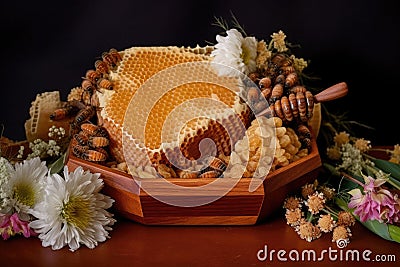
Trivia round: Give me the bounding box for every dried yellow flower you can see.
[289,55,308,73]
[285,208,303,226]
[389,144,400,163]
[326,146,341,161]
[271,30,288,52]
[283,196,302,211]
[392,144,400,157]
[318,185,336,200]
[334,131,350,147]
[354,138,371,152]
[256,40,272,70]
[332,225,352,243]
[305,192,325,215]
[318,214,336,233]
[301,183,315,199]
[296,221,321,242]
[337,211,356,227]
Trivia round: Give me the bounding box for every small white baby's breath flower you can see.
[0,157,14,208]
[337,143,364,173]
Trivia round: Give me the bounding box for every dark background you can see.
[0,0,399,145]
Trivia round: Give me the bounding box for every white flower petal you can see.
[29,166,115,251]
[1,157,48,217]
[211,28,258,77]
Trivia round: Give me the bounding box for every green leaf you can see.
[47,152,66,174]
[371,158,400,181]
[323,162,340,176]
[335,197,349,211]
[388,224,400,243]
[359,219,393,241]
[322,163,361,193]
[339,178,360,192]
[368,158,400,190]
[388,176,400,189]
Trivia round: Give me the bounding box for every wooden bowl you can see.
[65,137,321,225]
[64,83,350,225]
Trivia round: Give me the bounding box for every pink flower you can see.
[348,176,399,223]
[0,213,36,240]
[348,189,381,222]
[0,215,13,240]
[380,193,400,223]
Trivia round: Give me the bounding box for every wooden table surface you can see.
[1,212,399,267]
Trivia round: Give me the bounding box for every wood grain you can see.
[66,138,321,225]
[314,82,348,103]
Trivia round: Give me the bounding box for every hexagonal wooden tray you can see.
[65,137,321,225]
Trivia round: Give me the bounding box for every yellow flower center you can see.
[62,196,91,229]
[13,182,35,207]
[241,45,252,65]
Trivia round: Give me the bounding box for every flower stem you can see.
[365,163,400,190]
[340,172,364,187]
[387,179,400,190]
[307,213,314,222]
[362,152,376,161]
[367,148,392,154]
[323,206,339,219]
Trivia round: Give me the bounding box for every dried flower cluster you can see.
[326,131,373,174]
[323,130,400,243]
[284,180,355,243]
[211,27,308,77]
[326,132,400,222]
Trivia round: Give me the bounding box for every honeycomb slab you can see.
[96,46,251,170]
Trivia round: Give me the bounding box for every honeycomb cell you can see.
[96,46,251,171]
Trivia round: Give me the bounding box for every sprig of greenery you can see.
[212,11,247,36]
[318,104,374,152]
[229,11,247,36]
[211,16,229,33]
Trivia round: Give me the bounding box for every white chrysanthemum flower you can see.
[29,166,115,252]
[1,157,47,220]
[211,28,257,77]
